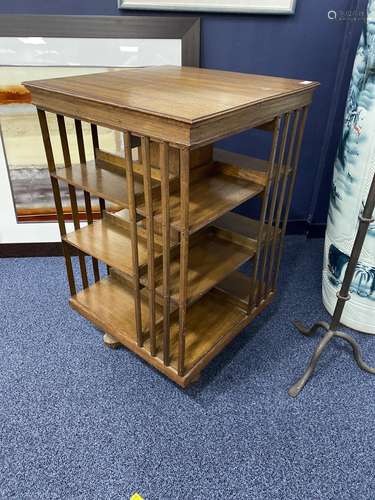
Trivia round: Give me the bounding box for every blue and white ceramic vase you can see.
[323,1,375,334]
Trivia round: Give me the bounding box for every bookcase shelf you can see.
[70,273,164,340]
[148,161,265,234]
[63,215,163,278]
[52,157,158,208]
[140,225,257,308]
[146,288,249,375]
[216,270,253,306]
[26,66,318,387]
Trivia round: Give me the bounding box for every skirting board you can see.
[0,242,79,258]
[0,222,326,257]
[287,221,327,238]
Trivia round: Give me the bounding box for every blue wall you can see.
[0,0,366,229]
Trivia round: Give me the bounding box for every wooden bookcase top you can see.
[24,66,319,147]
[24,66,317,123]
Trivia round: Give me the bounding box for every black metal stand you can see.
[288,171,375,398]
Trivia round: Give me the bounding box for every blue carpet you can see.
[1,236,375,500]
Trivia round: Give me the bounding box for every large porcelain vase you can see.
[323,0,375,334]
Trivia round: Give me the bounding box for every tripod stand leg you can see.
[288,172,375,397]
[334,331,375,374]
[288,330,335,397]
[293,320,330,337]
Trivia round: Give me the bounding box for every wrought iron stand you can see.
[288,171,375,397]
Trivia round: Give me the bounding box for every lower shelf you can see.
[70,274,163,340]
[69,271,265,386]
[148,288,249,373]
[216,270,252,306]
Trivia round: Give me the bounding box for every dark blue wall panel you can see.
[0,0,364,226]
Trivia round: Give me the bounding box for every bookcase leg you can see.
[124,131,143,348]
[160,142,171,366]
[37,108,76,297]
[141,136,156,356]
[61,241,77,297]
[178,147,190,377]
[103,332,122,349]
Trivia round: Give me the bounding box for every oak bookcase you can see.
[24,66,318,387]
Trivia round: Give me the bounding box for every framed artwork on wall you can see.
[119,0,296,14]
[0,15,200,248]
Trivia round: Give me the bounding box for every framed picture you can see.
[118,0,296,14]
[0,15,200,248]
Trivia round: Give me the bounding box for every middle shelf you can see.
[63,211,257,303]
[53,154,265,235]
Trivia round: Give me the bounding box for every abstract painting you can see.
[0,67,122,221]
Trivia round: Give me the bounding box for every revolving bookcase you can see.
[25,67,318,387]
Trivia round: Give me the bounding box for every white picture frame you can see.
[0,15,200,248]
[118,0,296,14]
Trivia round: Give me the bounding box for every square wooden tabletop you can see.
[24,66,319,124]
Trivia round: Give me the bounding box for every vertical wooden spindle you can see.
[57,114,89,289]
[124,131,143,347]
[248,116,281,312]
[178,147,190,377]
[273,106,309,290]
[259,112,291,299]
[91,123,106,217]
[141,136,156,356]
[75,119,86,165]
[37,109,76,296]
[91,123,99,156]
[91,123,110,274]
[75,119,100,283]
[67,184,89,289]
[160,142,171,366]
[84,190,101,282]
[138,143,143,164]
[266,110,300,294]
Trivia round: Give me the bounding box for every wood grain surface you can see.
[25,66,318,124]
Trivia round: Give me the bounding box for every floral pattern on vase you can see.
[323,0,375,333]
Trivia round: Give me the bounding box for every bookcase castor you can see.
[24,66,318,387]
